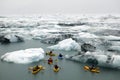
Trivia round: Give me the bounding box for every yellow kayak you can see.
[53,68,60,72]
[29,65,45,74]
[84,66,100,73]
[46,52,56,56]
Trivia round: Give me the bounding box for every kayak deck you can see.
[53,68,60,72]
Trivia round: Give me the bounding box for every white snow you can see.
[78,32,99,38]
[1,48,44,64]
[0,14,120,43]
[0,14,120,69]
[88,52,120,68]
[102,35,120,41]
[4,34,22,42]
[70,25,91,32]
[48,38,80,51]
[109,46,120,52]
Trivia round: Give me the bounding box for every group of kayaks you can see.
[46,51,63,72]
[28,51,100,75]
[28,51,63,74]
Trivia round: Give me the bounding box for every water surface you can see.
[0,40,120,80]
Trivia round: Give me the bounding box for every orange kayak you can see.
[84,66,100,73]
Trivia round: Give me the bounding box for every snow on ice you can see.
[1,48,44,64]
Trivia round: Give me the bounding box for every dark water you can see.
[0,40,120,80]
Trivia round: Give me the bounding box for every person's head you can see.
[49,57,52,59]
[54,64,58,67]
[92,64,94,66]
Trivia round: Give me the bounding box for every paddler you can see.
[49,50,53,55]
[48,57,53,64]
[33,65,39,71]
[54,64,59,69]
[90,64,95,70]
[58,53,63,58]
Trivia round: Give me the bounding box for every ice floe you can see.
[65,51,120,69]
[1,48,44,64]
[48,38,80,51]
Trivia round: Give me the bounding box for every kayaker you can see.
[59,53,63,58]
[53,64,60,72]
[33,65,39,71]
[54,64,59,69]
[49,50,53,56]
[90,64,95,70]
[48,57,53,64]
[49,50,52,54]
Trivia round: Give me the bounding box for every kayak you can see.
[48,61,53,65]
[84,66,100,73]
[46,52,56,56]
[53,68,60,72]
[28,65,45,74]
[58,56,63,59]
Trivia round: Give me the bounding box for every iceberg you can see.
[109,46,120,52]
[1,48,44,64]
[48,38,80,51]
[86,52,120,68]
[0,34,24,44]
[102,35,120,41]
[78,32,99,38]
[0,14,120,45]
[4,34,24,42]
[66,51,120,69]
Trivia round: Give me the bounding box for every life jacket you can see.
[48,58,53,62]
[59,54,63,57]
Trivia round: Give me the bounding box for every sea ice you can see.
[48,38,80,51]
[1,48,44,64]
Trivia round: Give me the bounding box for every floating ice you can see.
[109,46,120,52]
[86,52,120,68]
[48,38,80,51]
[1,48,44,64]
[102,35,120,41]
[0,14,120,44]
[70,25,90,32]
[66,51,120,69]
[78,32,99,38]
[4,34,24,42]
